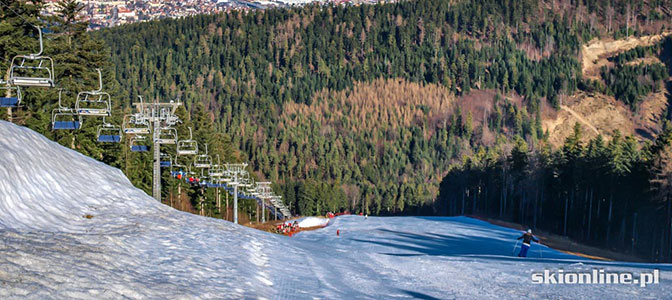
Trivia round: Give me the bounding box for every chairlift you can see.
[208,155,224,177]
[123,113,150,135]
[198,174,211,187]
[239,173,253,188]
[221,176,232,183]
[75,69,111,116]
[209,165,225,177]
[193,144,212,168]
[8,26,55,87]
[160,107,180,126]
[171,158,187,178]
[160,153,173,168]
[176,127,198,155]
[185,168,199,184]
[97,117,122,143]
[156,127,178,144]
[173,156,189,170]
[171,170,185,178]
[129,135,150,152]
[52,89,81,130]
[0,83,22,107]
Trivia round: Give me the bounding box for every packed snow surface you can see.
[0,120,671,299]
[285,216,330,228]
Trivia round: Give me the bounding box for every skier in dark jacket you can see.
[516,229,539,257]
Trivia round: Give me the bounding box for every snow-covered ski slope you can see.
[0,120,670,299]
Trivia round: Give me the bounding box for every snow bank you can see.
[0,121,163,233]
[285,216,329,228]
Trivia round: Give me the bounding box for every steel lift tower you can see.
[132,96,181,201]
[255,182,272,223]
[224,163,248,224]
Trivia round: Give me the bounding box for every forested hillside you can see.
[97,0,671,217]
[4,0,672,260]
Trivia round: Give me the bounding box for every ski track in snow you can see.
[0,120,671,299]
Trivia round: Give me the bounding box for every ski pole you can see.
[512,239,520,255]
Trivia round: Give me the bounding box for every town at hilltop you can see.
[40,0,390,29]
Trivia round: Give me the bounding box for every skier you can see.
[516,229,539,257]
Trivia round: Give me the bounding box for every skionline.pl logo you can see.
[531,269,660,287]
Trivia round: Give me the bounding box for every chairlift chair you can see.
[97,118,122,143]
[123,96,150,134]
[199,174,211,187]
[8,27,55,87]
[209,165,225,177]
[239,173,253,188]
[220,175,232,183]
[75,69,112,116]
[123,114,151,135]
[160,108,180,126]
[185,168,198,184]
[52,89,82,130]
[208,155,224,177]
[173,156,190,172]
[176,127,198,155]
[160,153,172,168]
[129,135,150,152]
[165,115,180,127]
[0,84,22,107]
[156,127,178,144]
[193,144,212,168]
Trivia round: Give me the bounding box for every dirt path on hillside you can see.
[559,105,600,135]
[581,32,672,80]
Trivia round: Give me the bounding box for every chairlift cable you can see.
[0,0,42,29]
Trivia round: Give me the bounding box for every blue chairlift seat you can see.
[131,145,149,152]
[0,97,19,107]
[98,135,121,143]
[53,120,81,130]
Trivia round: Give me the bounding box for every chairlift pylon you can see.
[8,26,55,87]
[52,89,82,130]
[97,117,122,143]
[75,69,112,116]
[176,127,198,155]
